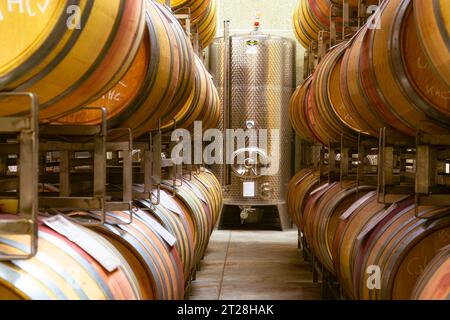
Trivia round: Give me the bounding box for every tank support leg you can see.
[276,203,292,231]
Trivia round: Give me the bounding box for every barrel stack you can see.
[157,0,218,49]
[289,0,450,300]
[0,0,220,138]
[0,0,220,300]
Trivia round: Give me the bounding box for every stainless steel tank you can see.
[209,32,296,229]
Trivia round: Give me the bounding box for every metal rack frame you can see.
[301,238,342,300]
[0,92,39,261]
[0,9,213,305]
[303,0,379,78]
[296,0,449,301]
[376,127,416,203]
[171,3,203,58]
[316,134,378,186]
[36,108,134,226]
[414,132,450,217]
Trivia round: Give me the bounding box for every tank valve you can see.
[240,207,256,224]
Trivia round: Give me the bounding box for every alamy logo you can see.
[171,121,280,176]
[66,5,81,30]
[366,265,381,290]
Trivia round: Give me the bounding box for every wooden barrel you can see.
[293,0,328,49]
[161,179,213,265]
[186,170,222,228]
[308,42,364,144]
[340,26,388,137]
[198,0,218,49]
[86,210,185,300]
[286,169,323,228]
[411,245,450,300]
[319,43,368,135]
[200,75,221,131]
[332,194,412,298]
[302,181,374,274]
[414,0,450,88]
[357,0,450,136]
[135,192,196,282]
[57,0,193,139]
[157,0,217,48]
[0,0,145,122]
[0,215,141,300]
[161,55,220,132]
[169,0,212,26]
[289,77,317,143]
[134,168,221,269]
[293,0,342,49]
[154,1,196,125]
[348,202,450,300]
[191,63,221,131]
[359,206,450,300]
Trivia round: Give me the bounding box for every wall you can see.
[213,0,305,84]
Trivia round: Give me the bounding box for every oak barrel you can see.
[161,55,220,132]
[414,0,450,87]
[0,0,145,122]
[197,0,218,48]
[293,0,343,49]
[289,77,317,143]
[354,205,450,300]
[135,193,196,283]
[286,169,323,228]
[302,181,374,274]
[57,0,193,139]
[411,245,450,300]
[86,210,186,300]
[0,215,141,300]
[356,0,450,135]
[308,42,364,144]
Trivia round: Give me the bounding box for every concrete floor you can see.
[190,230,321,300]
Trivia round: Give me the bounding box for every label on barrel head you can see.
[44,215,120,272]
[133,209,177,247]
